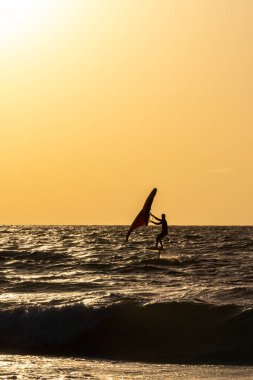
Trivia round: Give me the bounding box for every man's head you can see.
[162,213,166,219]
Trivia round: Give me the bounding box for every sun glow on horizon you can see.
[0,0,252,225]
[0,0,60,47]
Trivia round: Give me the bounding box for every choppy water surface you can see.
[0,225,252,378]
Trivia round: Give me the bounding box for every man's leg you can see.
[156,233,162,249]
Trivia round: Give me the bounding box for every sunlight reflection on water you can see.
[0,355,253,380]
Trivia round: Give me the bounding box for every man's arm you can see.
[149,220,161,225]
[150,213,161,221]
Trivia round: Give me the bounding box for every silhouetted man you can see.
[149,213,168,250]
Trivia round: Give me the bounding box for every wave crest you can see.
[0,301,252,363]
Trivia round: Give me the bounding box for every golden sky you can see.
[0,0,252,225]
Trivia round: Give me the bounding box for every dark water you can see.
[0,225,252,369]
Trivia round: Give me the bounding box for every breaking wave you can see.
[0,301,252,364]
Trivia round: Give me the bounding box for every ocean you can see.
[0,225,252,379]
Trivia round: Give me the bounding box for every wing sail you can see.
[126,188,157,242]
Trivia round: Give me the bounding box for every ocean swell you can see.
[0,301,252,364]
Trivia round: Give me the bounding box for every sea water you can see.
[0,225,252,379]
